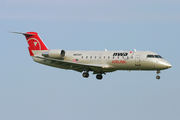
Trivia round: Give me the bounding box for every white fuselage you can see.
[33,50,171,73]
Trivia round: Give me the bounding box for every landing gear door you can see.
[135,55,141,66]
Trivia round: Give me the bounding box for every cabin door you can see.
[135,55,141,66]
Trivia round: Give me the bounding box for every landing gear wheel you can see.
[156,76,160,79]
[82,72,89,78]
[96,74,103,80]
[156,70,161,80]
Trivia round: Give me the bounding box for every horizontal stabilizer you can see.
[8,31,35,36]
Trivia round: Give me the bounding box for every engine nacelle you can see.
[42,49,65,59]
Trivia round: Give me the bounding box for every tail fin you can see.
[24,32,48,51]
[9,31,49,56]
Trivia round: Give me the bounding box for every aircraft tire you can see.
[82,72,89,78]
[156,76,160,79]
[96,74,103,80]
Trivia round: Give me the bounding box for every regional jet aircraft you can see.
[11,32,172,80]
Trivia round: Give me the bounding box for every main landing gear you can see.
[82,71,103,80]
[96,74,103,80]
[156,70,161,79]
[82,72,89,78]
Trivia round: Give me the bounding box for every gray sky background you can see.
[0,0,179,120]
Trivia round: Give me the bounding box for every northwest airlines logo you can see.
[34,42,37,46]
[27,38,41,50]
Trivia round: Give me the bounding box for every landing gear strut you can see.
[96,74,103,80]
[156,70,160,79]
[82,72,89,78]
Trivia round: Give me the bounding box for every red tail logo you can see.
[24,32,48,50]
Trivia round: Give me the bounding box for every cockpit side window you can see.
[147,55,154,58]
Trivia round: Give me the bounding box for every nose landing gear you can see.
[156,70,161,79]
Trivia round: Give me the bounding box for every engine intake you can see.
[42,49,65,59]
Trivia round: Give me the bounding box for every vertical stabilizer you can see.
[24,32,48,51]
[9,31,49,56]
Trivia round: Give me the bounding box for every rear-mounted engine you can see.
[42,49,65,59]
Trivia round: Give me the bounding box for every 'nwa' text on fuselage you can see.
[113,53,128,56]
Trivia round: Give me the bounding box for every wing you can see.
[34,56,115,73]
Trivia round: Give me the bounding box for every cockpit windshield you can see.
[147,55,162,58]
[154,55,162,58]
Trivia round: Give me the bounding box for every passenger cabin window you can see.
[82,56,83,59]
[86,56,88,59]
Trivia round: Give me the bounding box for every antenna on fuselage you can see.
[105,48,107,51]
[134,49,137,51]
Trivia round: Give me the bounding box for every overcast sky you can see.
[0,0,179,120]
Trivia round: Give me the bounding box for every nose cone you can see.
[158,60,172,69]
[166,63,172,68]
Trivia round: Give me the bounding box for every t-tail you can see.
[9,31,49,56]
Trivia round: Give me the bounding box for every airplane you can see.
[10,31,172,80]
